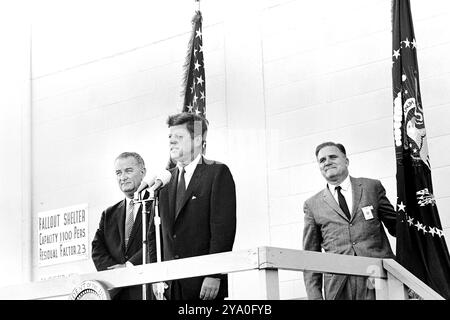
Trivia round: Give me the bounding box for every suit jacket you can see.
[302,176,396,300]
[148,156,237,300]
[92,191,150,300]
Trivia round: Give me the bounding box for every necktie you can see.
[336,186,351,220]
[124,199,135,249]
[175,167,186,215]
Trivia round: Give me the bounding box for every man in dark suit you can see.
[148,112,236,300]
[303,142,397,300]
[92,152,149,300]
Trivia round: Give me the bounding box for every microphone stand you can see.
[152,188,166,300]
[135,188,165,300]
[134,190,153,300]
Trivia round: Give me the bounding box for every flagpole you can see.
[195,0,200,12]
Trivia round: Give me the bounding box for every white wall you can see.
[0,2,31,286]
[262,0,450,298]
[29,0,272,293]
[1,0,450,298]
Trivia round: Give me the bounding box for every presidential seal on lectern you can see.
[69,280,111,300]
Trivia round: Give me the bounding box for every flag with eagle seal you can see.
[392,0,450,299]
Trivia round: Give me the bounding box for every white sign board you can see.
[38,203,89,266]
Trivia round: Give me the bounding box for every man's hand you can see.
[107,264,126,269]
[152,282,168,300]
[199,277,221,300]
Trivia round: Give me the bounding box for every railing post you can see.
[375,278,389,300]
[386,272,408,300]
[258,269,279,300]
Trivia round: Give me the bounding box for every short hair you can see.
[315,142,347,157]
[115,152,145,169]
[167,112,209,140]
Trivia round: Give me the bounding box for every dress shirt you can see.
[328,175,353,217]
[177,153,202,188]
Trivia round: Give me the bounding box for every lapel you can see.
[125,204,142,253]
[350,177,363,222]
[174,158,206,221]
[117,199,126,249]
[322,185,349,221]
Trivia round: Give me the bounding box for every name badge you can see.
[362,205,374,220]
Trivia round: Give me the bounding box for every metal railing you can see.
[0,246,444,300]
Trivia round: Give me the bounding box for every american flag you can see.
[182,10,206,118]
[392,0,450,299]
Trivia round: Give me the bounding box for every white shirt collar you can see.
[177,153,202,187]
[178,153,202,175]
[328,175,353,217]
[328,175,351,193]
[125,196,134,206]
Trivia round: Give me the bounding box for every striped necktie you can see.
[124,199,135,248]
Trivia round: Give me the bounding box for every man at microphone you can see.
[148,112,237,300]
[91,152,150,300]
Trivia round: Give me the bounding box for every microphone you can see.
[149,170,172,195]
[134,174,157,200]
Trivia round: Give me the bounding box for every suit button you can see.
[173,234,177,239]
[352,242,356,245]
[174,255,179,259]
[125,255,129,259]
[349,223,352,227]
